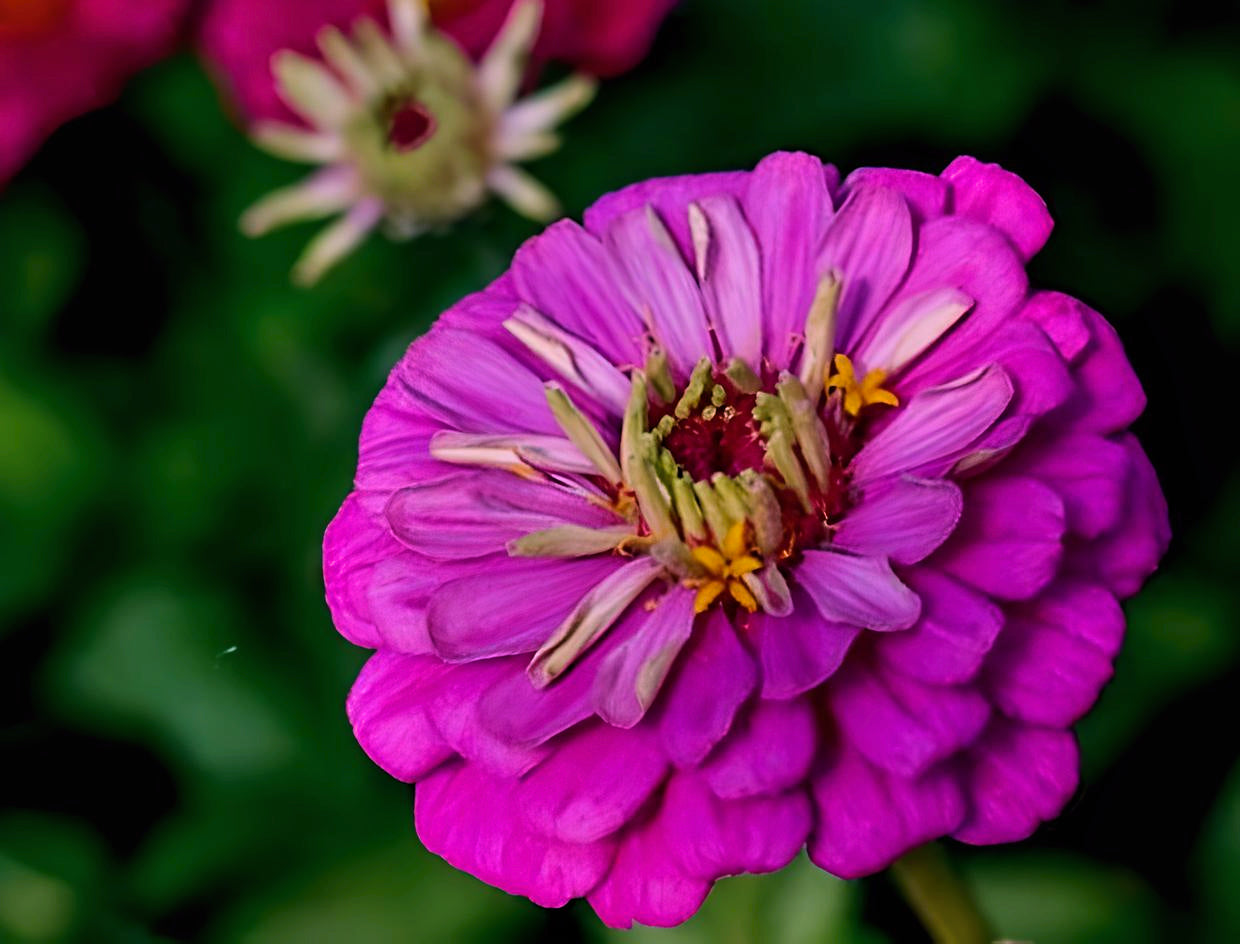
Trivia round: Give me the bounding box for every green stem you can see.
[889,844,993,944]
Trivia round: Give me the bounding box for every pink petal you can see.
[593,589,697,727]
[583,171,749,259]
[323,493,396,649]
[1007,432,1131,539]
[346,652,455,782]
[518,723,668,844]
[743,151,836,362]
[829,662,990,777]
[953,719,1079,844]
[844,166,950,221]
[587,791,711,929]
[655,610,757,766]
[883,218,1029,393]
[395,325,562,435]
[820,186,914,352]
[385,471,619,560]
[808,742,965,879]
[934,475,1066,601]
[423,659,548,777]
[984,579,1124,728]
[603,205,712,379]
[428,556,624,661]
[1063,435,1169,598]
[1018,291,1092,363]
[942,156,1054,261]
[796,550,922,631]
[852,365,1014,484]
[701,697,817,799]
[1057,303,1147,435]
[834,476,963,565]
[876,568,1004,686]
[663,773,811,879]
[511,219,646,368]
[753,587,859,698]
[416,761,615,909]
[694,194,764,365]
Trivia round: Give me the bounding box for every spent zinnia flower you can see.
[199,0,676,125]
[0,0,189,185]
[233,0,596,284]
[325,151,1170,926]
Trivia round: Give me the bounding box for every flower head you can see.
[238,0,595,284]
[326,152,1170,927]
[0,0,189,185]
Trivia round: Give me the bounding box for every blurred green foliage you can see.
[1,0,1238,940]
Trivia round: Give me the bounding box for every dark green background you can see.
[2,0,1238,940]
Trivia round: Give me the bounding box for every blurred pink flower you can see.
[0,0,189,184]
[199,0,676,125]
[325,152,1170,926]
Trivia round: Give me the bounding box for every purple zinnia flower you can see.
[326,151,1170,927]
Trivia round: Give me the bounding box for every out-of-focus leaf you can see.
[1195,758,1240,938]
[42,573,300,779]
[0,369,101,619]
[965,852,1168,943]
[1077,573,1239,777]
[0,187,84,344]
[211,836,533,944]
[0,813,105,944]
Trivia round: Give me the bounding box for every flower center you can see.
[0,0,70,41]
[656,370,766,480]
[387,100,437,152]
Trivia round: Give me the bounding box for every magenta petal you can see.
[593,589,697,727]
[1064,435,1170,598]
[583,171,749,256]
[808,742,966,879]
[386,472,619,560]
[743,151,835,362]
[656,611,757,767]
[416,762,615,909]
[934,475,1066,601]
[885,218,1029,389]
[1058,303,1147,435]
[1008,432,1131,539]
[428,557,624,661]
[853,365,1014,484]
[820,186,914,351]
[1018,291,1092,363]
[518,723,667,844]
[701,698,817,799]
[604,205,712,379]
[695,194,764,365]
[877,568,1003,686]
[587,793,711,929]
[424,659,548,777]
[512,219,646,368]
[954,719,1079,844]
[834,477,963,565]
[844,166,950,222]
[323,493,395,649]
[754,587,859,699]
[347,652,455,782]
[796,550,921,632]
[942,156,1054,260]
[984,580,1123,727]
[397,325,561,435]
[830,662,990,777]
[664,774,810,879]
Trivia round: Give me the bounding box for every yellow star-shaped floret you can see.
[689,521,763,614]
[826,353,900,416]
